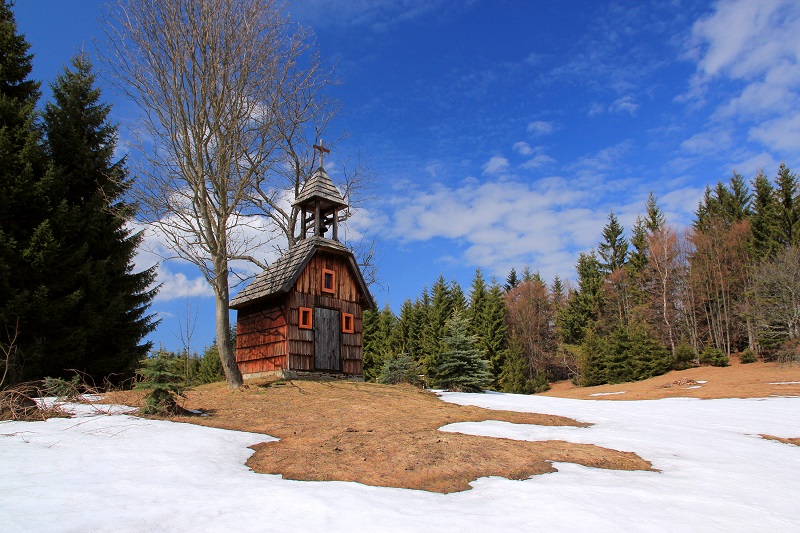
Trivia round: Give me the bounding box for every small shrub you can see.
[135,355,187,415]
[530,370,550,394]
[377,354,421,386]
[739,348,757,364]
[699,346,729,367]
[674,344,696,370]
[43,375,82,400]
[774,339,800,366]
[197,343,225,384]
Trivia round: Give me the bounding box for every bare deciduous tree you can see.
[102,0,342,387]
[755,245,800,348]
[645,226,681,356]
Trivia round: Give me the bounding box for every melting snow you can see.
[1,394,799,532]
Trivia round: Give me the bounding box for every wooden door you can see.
[314,308,341,371]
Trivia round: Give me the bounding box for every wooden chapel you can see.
[230,147,375,379]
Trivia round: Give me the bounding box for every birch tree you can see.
[103,0,327,387]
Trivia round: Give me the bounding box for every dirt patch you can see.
[760,434,800,447]
[543,360,800,401]
[104,380,652,493]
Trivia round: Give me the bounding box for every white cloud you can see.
[749,114,800,152]
[587,102,606,117]
[588,96,639,116]
[154,267,215,302]
[520,154,556,170]
[690,0,797,80]
[388,173,656,281]
[609,95,639,115]
[526,120,556,136]
[512,141,534,156]
[683,0,800,160]
[481,155,510,175]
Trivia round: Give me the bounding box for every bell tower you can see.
[293,141,348,241]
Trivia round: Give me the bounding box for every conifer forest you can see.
[363,174,800,391]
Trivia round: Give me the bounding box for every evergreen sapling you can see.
[434,311,492,392]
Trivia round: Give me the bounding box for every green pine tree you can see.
[775,163,799,247]
[0,2,47,384]
[433,311,492,392]
[467,268,487,338]
[497,336,537,394]
[750,170,783,261]
[482,279,508,383]
[197,341,225,384]
[135,352,186,415]
[644,191,666,233]
[422,275,453,381]
[559,252,604,345]
[449,279,467,314]
[362,308,380,372]
[551,275,565,312]
[35,54,158,382]
[598,211,628,275]
[505,268,519,292]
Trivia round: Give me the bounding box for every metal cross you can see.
[313,139,331,168]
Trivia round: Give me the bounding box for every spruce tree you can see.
[362,308,382,380]
[551,275,565,312]
[521,265,533,282]
[505,268,519,292]
[775,163,799,247]
[598,211,628,275]
[559,252,603,345]
[449,279,467,314]
[627,216,648,275]
[482,279,508,382]
[433,311,492,392]
[397,297,426,362]
[422,275,452,380]
[467,268,487,338]
[497,337,536,394]
[0,2,46,383]
[643,191,666,233]
[750,170,782,261]
[38,54,158,381]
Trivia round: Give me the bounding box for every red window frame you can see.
[322,268,336,294]
[299,307,313,329]
[342,312,354,333]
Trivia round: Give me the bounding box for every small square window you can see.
[322,268,336,294]
[299,307,313,329]
[342,313,354,333]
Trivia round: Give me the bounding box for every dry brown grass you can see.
[760,434,800,447]
[104,380,652,493]
[100,360,800,493]
[543,359,800,401]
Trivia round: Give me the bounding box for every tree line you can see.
[0,3,157,385]
[364,166,800,391]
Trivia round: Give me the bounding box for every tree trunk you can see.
[214,254,243,388]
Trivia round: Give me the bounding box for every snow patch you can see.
[2,396,800,531]
[589,391,627,396]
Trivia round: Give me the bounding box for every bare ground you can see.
[104,381,651,493]
[100,360,799,493]
[543,359,800,401]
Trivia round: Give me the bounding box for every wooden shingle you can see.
[292,167,347,209]
[230,236,373,310]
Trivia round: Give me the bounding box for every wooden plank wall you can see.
[289,252,364,375]
[235,304,288,374]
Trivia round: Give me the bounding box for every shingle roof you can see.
[229,236,374,309]
[292,167,348,209]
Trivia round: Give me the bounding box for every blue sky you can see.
[12,0,800,353]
